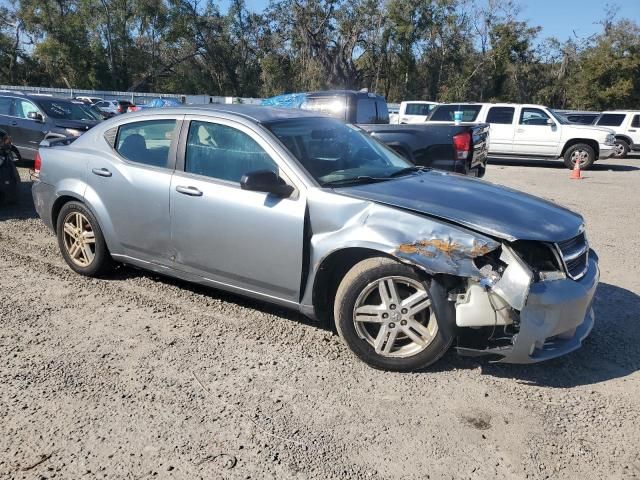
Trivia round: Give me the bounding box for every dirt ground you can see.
[1,155,639,480]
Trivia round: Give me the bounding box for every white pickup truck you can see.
[427,103,616,169]
[592,110,640,158]
[389,101,439,124]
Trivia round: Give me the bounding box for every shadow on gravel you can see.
[447,282,640,388]
[0,169,37,221]
[489,156,640,171]
[105,264,325,331]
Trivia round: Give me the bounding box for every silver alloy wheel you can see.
[614,142,625,157]
[570,149,589,166]
[353,276,438,358]
[62,211,96,267]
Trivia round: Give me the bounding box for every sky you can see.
[219,0,640,43]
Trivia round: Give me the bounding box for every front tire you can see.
[563,143,595,170]
[334,257,455,371]
[56,201,113,276]
[613,139,630,159]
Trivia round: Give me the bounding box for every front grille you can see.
[556,232,589,280]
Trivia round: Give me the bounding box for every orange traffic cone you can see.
[570,160,582,180]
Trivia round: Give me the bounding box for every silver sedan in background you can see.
[32,106,598,371]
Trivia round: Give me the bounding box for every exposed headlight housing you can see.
[510,240,566,282]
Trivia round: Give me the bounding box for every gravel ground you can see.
[1,156,639,480]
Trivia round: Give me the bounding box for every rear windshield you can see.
[429,104,482,122]
[37,99,97,121]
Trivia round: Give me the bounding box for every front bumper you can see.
[497,254,599,364]
[599,143,615,159]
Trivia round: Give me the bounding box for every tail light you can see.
[117,105,123,113]
[453,132,471,160]
[34,151,42,177]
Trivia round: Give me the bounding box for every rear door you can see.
[85,115,182,263]
[485,106,515,154]
[512,107,561,156]
[169,115,306,302]
[629,114,640,145]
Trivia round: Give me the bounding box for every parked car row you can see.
[426,103,617,169]
[32,105,599,371]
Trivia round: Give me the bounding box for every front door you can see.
[512,107,562,156]
[10,98,48,160]
[169,116,306,303]
[85,116,181,263]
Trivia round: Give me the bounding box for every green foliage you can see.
[0,0,637,109]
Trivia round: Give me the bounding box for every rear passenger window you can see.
[486,107,515,124]
[115,119,176,168]
[0,97,12,115]
[631,115,640,128]
[185,121,277,183]
[596,114,626,127]
[356,99,377,123]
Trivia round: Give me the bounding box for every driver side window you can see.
[185,121,277,183]
[520,108,550,126]
[15,100,40,119]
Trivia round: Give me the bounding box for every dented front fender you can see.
[300,189,501,308]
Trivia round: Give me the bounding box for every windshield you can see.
[428,104,481,122]
[38,99,97,121]
[549,109,570,125]
[264,117,414,186]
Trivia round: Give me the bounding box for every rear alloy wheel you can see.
[563,143,595,170]
[613,139,630,159]
[334,257,454,371]
[56,201,113,276]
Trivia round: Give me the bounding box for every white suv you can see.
[427,103,616,169]
[593,111,640,158]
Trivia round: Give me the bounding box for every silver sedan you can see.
[32,105,598,371]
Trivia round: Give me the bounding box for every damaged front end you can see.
[303,189,598,364]
[454,234,598,363]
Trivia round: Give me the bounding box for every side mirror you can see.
[240,170,294,198]
[547,119,555,126]
[27,111,44,122]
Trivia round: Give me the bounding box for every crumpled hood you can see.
[338,171,583,242]
[53,119,98,131]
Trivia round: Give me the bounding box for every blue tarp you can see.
[260,93,308,109]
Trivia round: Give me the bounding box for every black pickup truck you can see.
[360,123,489,177]
[262,90,490,176]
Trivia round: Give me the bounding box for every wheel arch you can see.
[561,138,599,158]
[614,135,632,146]
[51,193,84,229]
[311,247,393,326]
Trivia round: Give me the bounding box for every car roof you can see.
[305,90,385,100]
[122,104,327,122]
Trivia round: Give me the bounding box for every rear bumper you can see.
[32,180,56,230]
[497,254,599,364]
[598,144,615,159]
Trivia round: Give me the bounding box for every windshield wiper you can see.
[321,176,392,187]
[387,166,427,178]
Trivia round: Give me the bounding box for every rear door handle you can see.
[91,167,112,177]
[516,128,525,133]
[10,121,17,126]
[629,129,637,132]
[176,185,203,197]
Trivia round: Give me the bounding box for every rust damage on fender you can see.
[397,238,495,259]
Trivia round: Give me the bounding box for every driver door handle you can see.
[91,167,112,177]
[176,185,203,197]
[10,121,17,126]
[516,128,525,133]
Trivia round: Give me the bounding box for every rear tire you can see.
[613,139,630,159]
[563,143,595,170]
[56,201,113,277]
[334,257,455,371]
